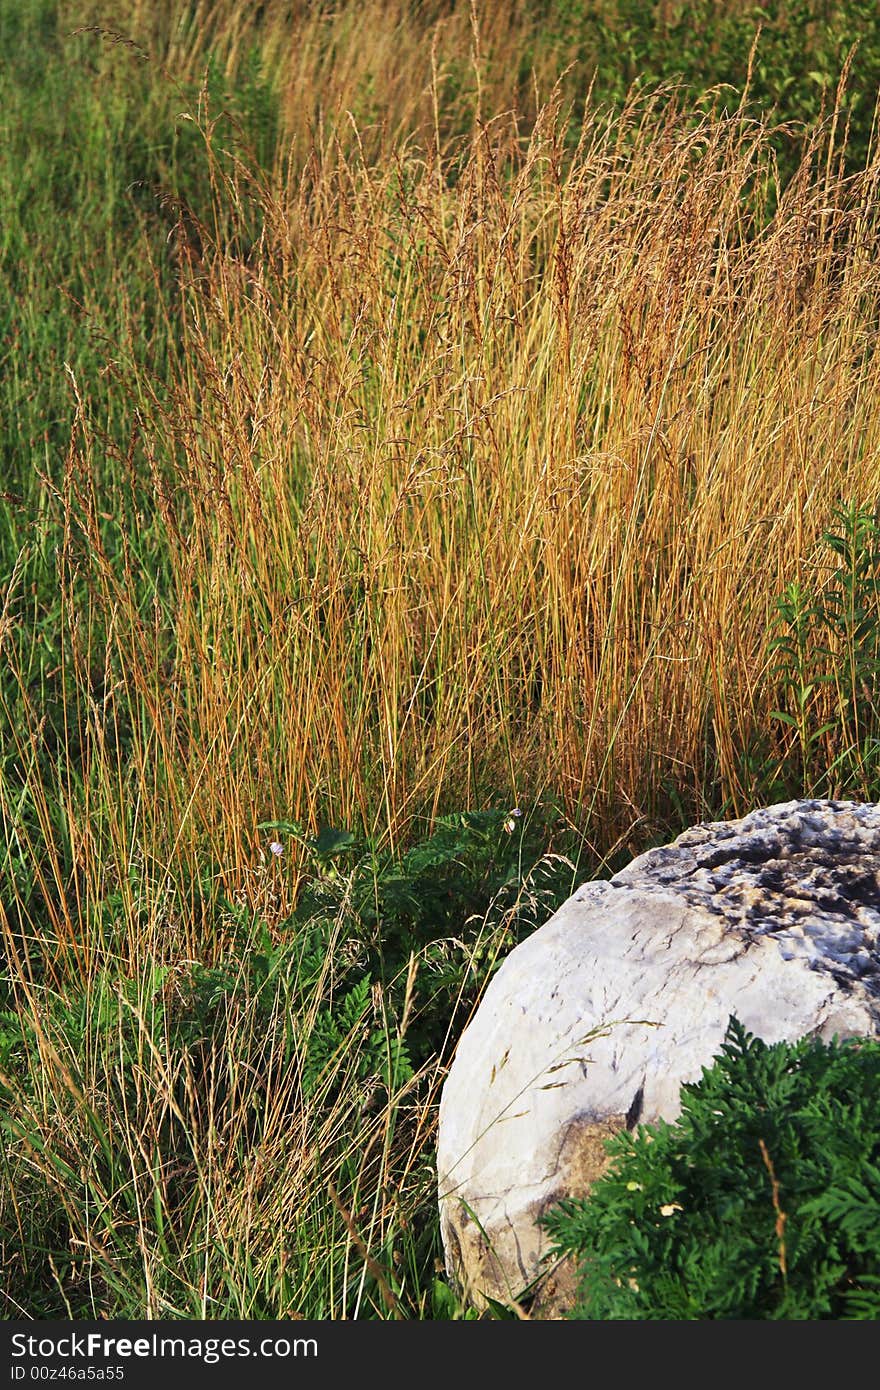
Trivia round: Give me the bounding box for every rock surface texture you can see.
[437,799,880,1314]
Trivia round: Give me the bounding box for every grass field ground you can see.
[2,0,880,1317]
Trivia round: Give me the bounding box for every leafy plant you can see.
[538,1,880,179]
[542,1018,880,1319]
[768,501,880,795]
[260,807,576,1070]
[768,578,835,789]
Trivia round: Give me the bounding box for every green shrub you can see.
[259,807,575,1071]
[542,1018,880,1319]
[538,1,880,180]
[768,501,880,797]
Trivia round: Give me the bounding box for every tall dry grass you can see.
[50,82,880,916]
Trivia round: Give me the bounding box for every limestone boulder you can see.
[437,799,880,1314]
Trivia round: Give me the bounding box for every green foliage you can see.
[0,1007,29,1085]
[536,1,880,177]
[260,807,575,1069]
[768,501,880,796]
[543,1018,880,1319]
[0,807,573,1316]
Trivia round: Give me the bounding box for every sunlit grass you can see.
[3,0,880,1319]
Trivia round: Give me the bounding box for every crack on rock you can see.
[625,1082,645,1130]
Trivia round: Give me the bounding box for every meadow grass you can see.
[3,0,880,1317]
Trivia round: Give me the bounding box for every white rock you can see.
[437,799,880,1313]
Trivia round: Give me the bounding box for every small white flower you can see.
[269,841,284,857]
